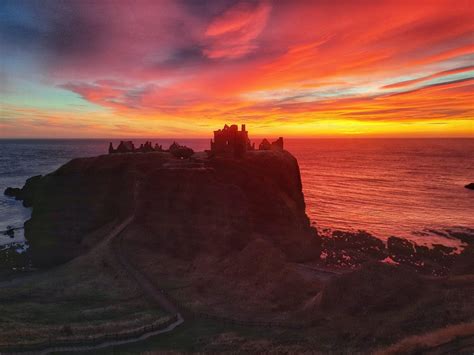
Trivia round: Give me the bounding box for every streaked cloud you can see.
[204,0,271,59]
[0,0,473,137]
[382,66,474,89]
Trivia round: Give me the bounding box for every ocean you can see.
[1,138,473,248]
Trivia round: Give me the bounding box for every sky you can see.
[0,0,473,138]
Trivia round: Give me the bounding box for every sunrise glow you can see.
[1,0,473,138]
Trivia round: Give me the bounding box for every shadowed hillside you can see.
[16,150,320,267]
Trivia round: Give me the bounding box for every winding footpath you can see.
[112,217,180,315]
[2,181,184,354]
[15,216,183,355]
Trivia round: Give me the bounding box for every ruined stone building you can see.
[258,137,284,151]
[259,139,271,150]
[109,140,163,154]
[109,141,135,154]
[108,125,284,157]
[210,124,255,157]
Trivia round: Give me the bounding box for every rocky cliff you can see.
[12,150,320,266]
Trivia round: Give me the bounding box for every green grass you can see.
[0,241,167,345]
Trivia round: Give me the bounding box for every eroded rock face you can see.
[16,150,320,266]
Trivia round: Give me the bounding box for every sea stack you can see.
[12,127,320,267]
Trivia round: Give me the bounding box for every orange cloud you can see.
[3,0,474,138]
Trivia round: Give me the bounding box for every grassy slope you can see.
[116,223,474,354]
[0,221,166,345]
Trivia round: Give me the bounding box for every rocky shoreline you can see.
[317,228,473,276]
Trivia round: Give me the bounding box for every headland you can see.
[1,125,473,353]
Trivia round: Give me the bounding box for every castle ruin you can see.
[108,125,284,158]
[210,124,255,157]
[210,124,284,156]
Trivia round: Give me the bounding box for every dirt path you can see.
[112,217,180,315]
[14,217,185,355]
[3,204,184,354]
[1,179,185,354]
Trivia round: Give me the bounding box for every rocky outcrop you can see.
[319,230,469,275]
[4,187,21,198]
[465,183,474,190]
[13,150,320,267]
[4,175,42,207]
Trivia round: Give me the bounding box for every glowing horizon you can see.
[1,0,473,138]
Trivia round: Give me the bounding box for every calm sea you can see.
[1,138,473,248]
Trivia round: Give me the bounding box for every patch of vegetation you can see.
[0,241,166,345]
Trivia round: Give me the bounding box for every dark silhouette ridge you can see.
[109,140,198,158]
[465,182,474,190]
[9,145,319,266]
[107,124,284,159]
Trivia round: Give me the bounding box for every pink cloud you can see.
[5,0,473,137]
[203,0,271,59]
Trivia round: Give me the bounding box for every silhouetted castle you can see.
[108,125,284,158]
[210,124,255,157]
[210,124,284,157]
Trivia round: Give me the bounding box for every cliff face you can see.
[16,150,320,266]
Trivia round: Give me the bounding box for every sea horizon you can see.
[1,136,473,140]
[2,137,473,249]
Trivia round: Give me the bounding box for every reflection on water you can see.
[0,138,473,247]
[287,138,474,247]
